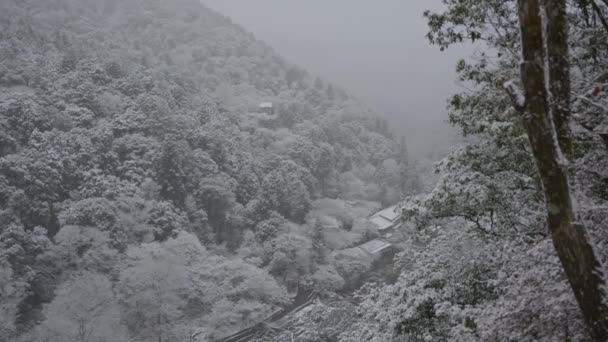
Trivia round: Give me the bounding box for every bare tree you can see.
[507,0,608,339]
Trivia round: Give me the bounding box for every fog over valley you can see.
[203,0,468,158]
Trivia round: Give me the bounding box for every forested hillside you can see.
[341,1,608,341]
[0,0,418,341]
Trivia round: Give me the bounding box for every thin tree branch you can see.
[590,0,608,33]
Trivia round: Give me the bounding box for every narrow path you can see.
[218,288,317,342]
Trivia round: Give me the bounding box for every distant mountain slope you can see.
[0,0,420,340]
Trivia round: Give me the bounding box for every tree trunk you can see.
[514,0,608,340]
[545,0,573,160]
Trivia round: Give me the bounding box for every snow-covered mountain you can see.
[0,0,418,340]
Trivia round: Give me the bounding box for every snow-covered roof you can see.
[259,102,273,108]
[370,216,394,231]
[369,205,401,230]
[374,206,400,222]
[358,239,392,255]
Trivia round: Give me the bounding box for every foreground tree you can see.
[35,271,126,342]
[508,0,608,338]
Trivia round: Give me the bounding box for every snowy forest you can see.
[1,0,608,341]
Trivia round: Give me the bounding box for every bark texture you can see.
[515,0,608,340]
[545,0,574,160]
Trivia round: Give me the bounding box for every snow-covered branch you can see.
[504,80,526,112]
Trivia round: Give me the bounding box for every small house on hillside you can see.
[358,239,393,257]
[332,239,395,289]
[369,205,402,235]
[259,102,274,115]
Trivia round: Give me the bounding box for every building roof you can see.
[375,206,400,222]
[369,205,401,230]
[259,102,273,108]
[358,239,392,255]
[369,215,394,231]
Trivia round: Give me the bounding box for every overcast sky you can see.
[202,0,471,158]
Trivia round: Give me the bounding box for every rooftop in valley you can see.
[369,205,401,231]
[358,239,392,255]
